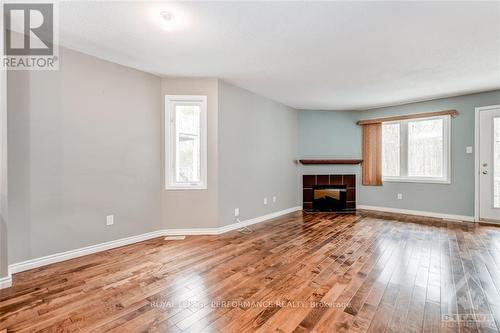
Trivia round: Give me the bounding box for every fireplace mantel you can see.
[299,159,362,165]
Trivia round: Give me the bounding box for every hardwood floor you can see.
[1,211,500,332]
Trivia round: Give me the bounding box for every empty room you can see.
[1,1,500,332]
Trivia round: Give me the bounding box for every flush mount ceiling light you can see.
[149,6,188,32]
[160,11,175,32]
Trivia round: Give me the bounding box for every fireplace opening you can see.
[313,185,347,212]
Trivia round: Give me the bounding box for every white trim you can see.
[163,228,220,236]
[8,230,166,274]
[165,95,208,190]
[357,205,474,222]
[382,115,451,184]
[163,207,302,235]
[475,105,500,222]
[7,206,302,275]
[0,274,12,289]
[217,206,302,234]
[382,177,451,185]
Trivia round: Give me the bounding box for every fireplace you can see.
[303,174,356,212]
[313,185,347,211]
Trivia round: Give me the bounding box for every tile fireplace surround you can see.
[302,174,356,212]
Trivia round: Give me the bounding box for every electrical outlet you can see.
[106,215,114,226]
[234,208,239,217]
[397,193,403,200]
[466,146,473,154]
[263,197,268,205]
[272,196,277,203]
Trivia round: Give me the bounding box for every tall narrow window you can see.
[381,115,450,183]
[165,95,207,190]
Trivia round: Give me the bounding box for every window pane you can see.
[382,123,400,177]
[494,118,500,208]
[176,105,200,135]
[175,104,201,183]
[408,118,443,178]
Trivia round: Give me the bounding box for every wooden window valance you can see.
[359,109,458,185]
[356,109,458,126]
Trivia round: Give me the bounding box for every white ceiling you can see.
[59,1,500,110]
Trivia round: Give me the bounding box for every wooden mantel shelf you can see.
[299,159,363,165]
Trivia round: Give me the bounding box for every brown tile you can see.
[347,189,356,201]
[317,175,330,185]
[343,175,356,188]
[303,202,313,210]
[330,175,343,185]
[303,175,316,188]
[345,201,356,209]
[303,189,313,202]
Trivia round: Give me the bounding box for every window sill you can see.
[382,177,451,185]
[165,185,208,191]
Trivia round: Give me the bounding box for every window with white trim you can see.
[382,115,451,183]
[165,95,207,190]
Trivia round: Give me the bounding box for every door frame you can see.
[475,104,500,222]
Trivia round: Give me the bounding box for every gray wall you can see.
[299,90,500,217]
[7,46,162,263]
[160,79,300,229]
[9,39,499,270]
[161,78,219,229]
[218,81,299,226]
[5,47,301,266]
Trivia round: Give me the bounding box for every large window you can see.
[382,115,450,183]
[165,95,207,190]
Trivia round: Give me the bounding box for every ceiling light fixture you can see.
[160,11,175,32]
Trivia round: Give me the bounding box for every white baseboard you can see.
[217,206,302,234]
[0,274,12,289]
[8,229,166,275]
[163,228,220,236]
[163,206,302,236]
[6,206,302,279]
[357,205,475,222]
